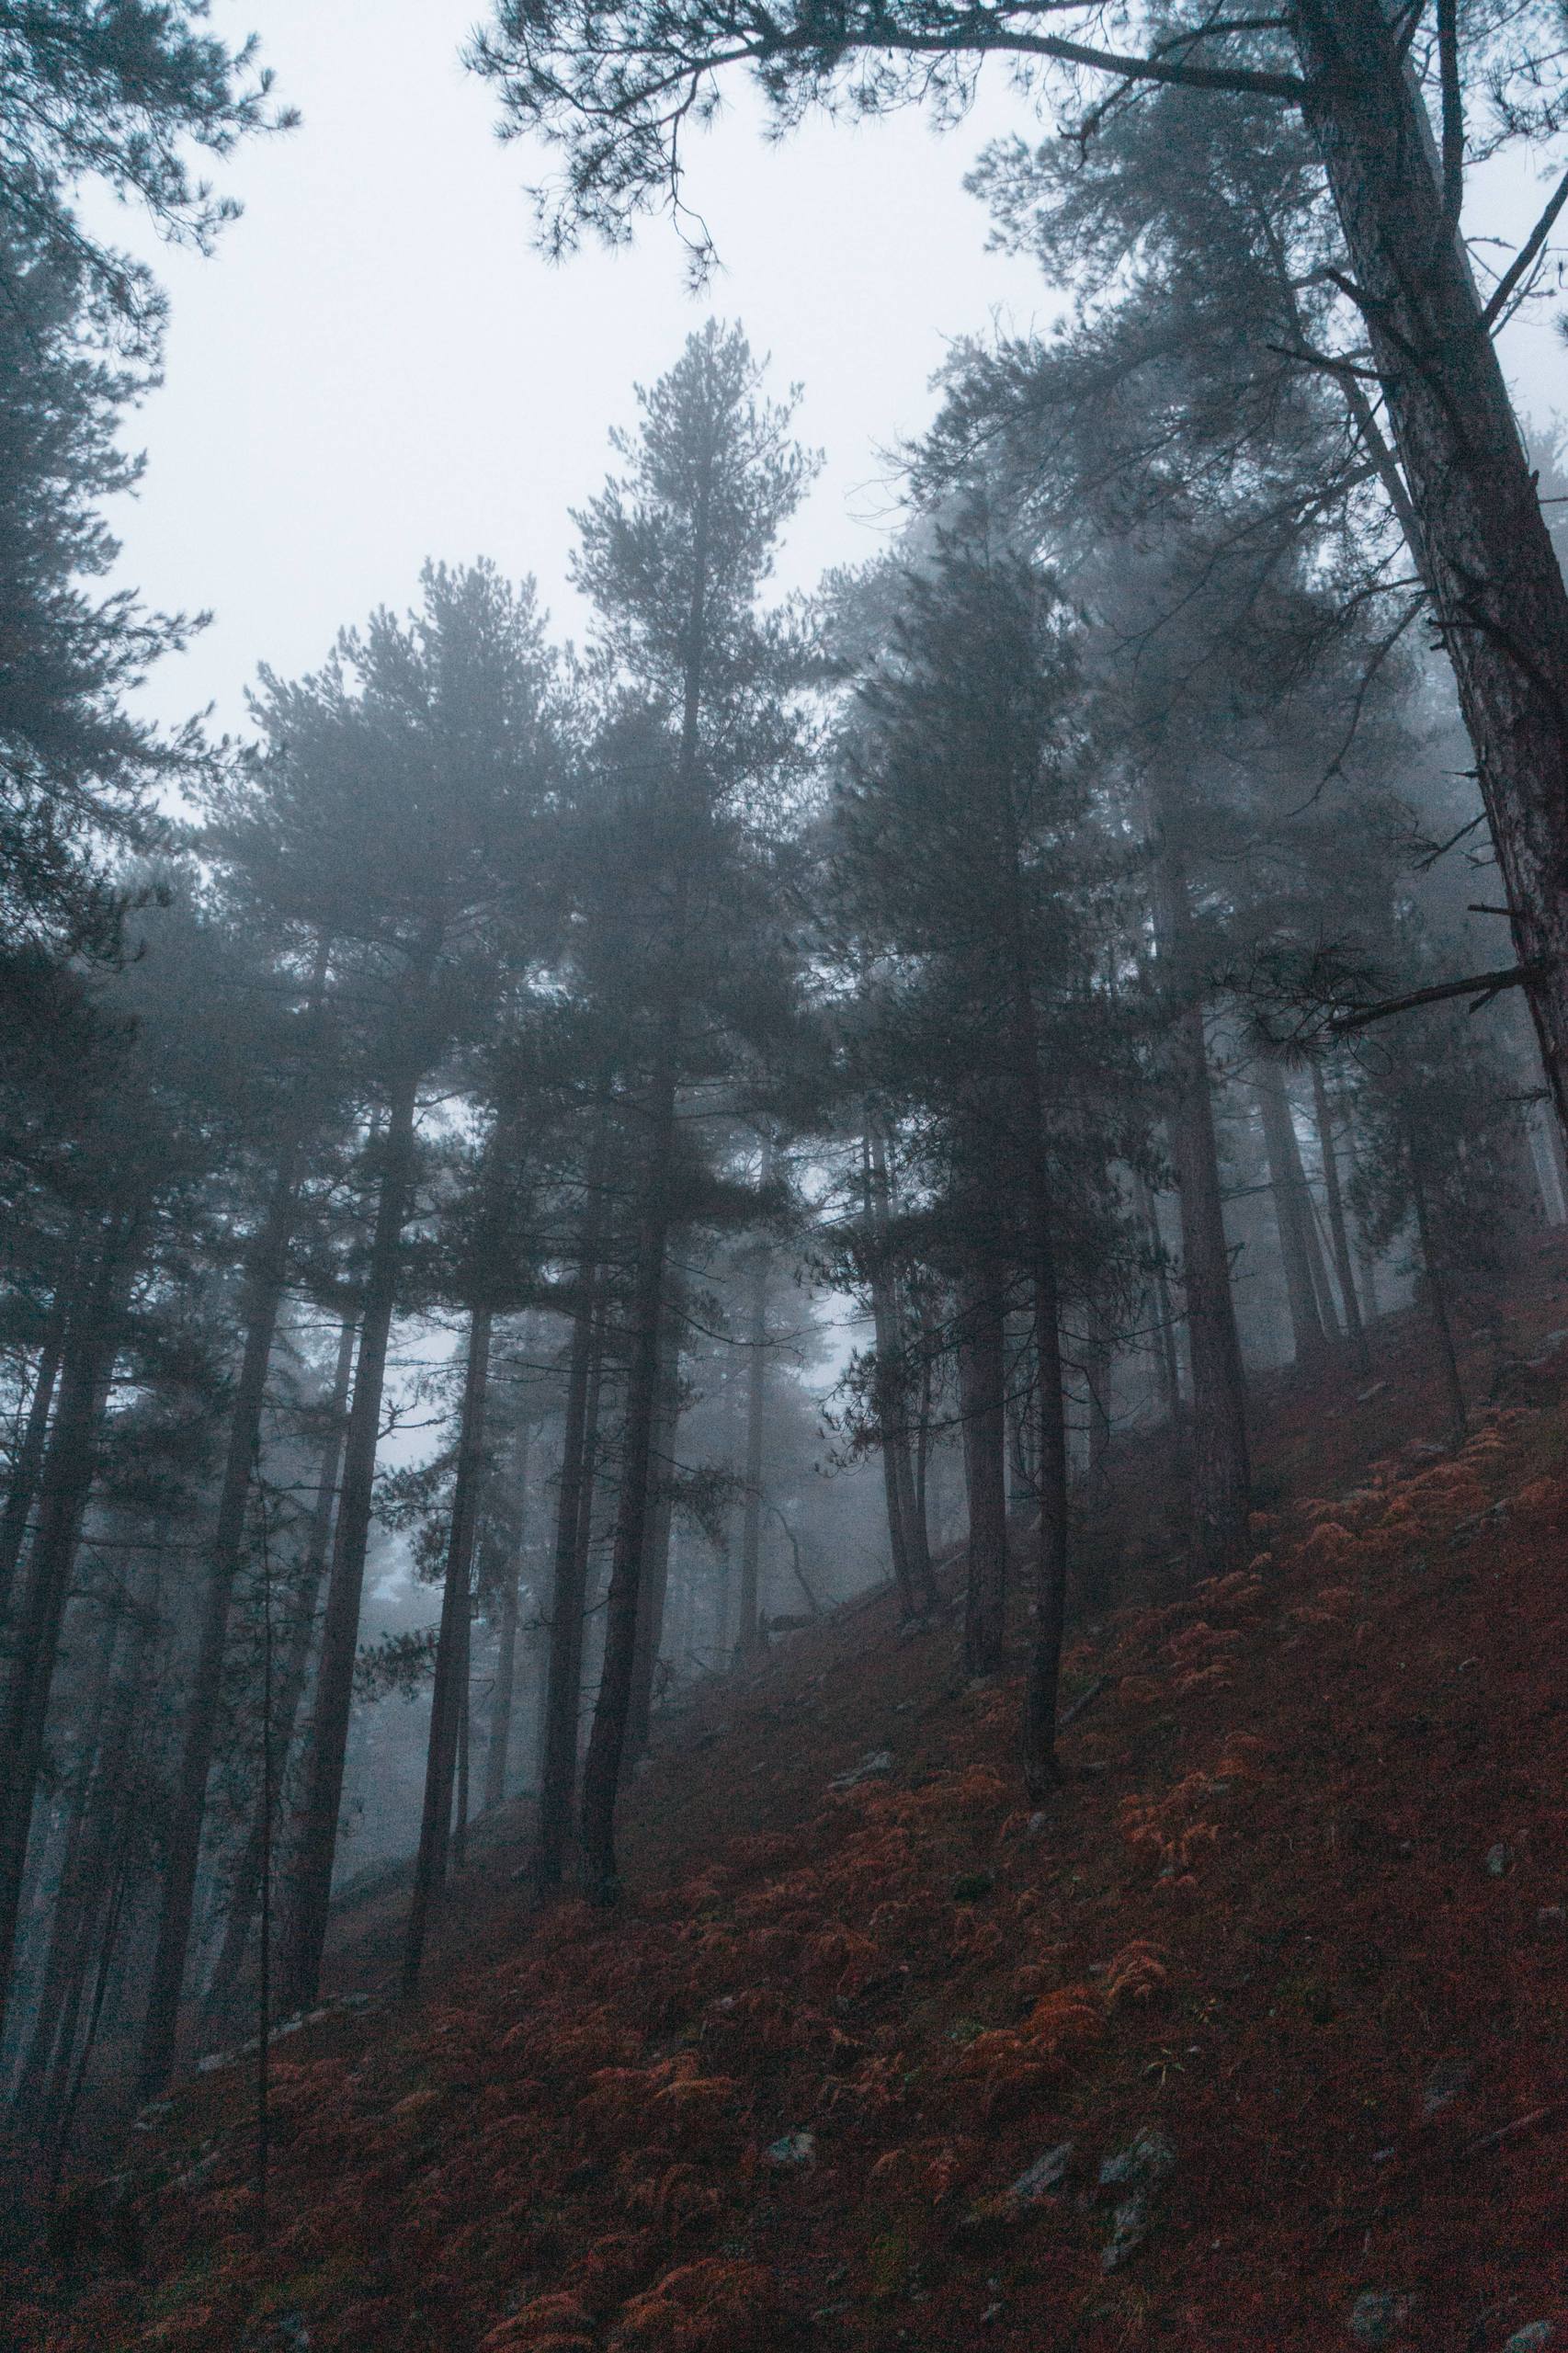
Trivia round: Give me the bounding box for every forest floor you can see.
[12,1239,1568,2352]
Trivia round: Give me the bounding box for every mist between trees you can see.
[6,0,1568,2181]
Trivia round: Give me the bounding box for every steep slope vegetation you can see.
[12,1256,1568,2353]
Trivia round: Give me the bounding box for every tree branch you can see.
[1481,162,1568,333]
[1332,961,1546,1034]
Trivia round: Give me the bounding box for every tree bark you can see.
[959,1245,1009,1680]
[1311,1061,1369,1368]
[1290,0,1568,1140]
[281,1063,420,2012]
[10,1583,126,2127]
[202,1314,356,2019]
[576,1048,677,1903]
[628,1287,680,1753]
[403,1302,492,1995]
[734,1140,772,1659]
[1134,1169,1184,1438]
[534,1212,605,1893]
[1256,1062,1329,1370]
[483,1418,533,1813]
[0,1218,135,2040]
[137,1136,309,2100]
[0,1241,75,1620]
[1150,835,1252,1573]
[1406,1130,1468,1442]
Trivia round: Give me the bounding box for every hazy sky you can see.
[103,1,1564,739]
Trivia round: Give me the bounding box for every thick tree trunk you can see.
[282,1064,420,2011]
[0,1220,135,2040]
[483,1419,533,1813]
[1291,0,1568,1138]
[1256,1063,1329,1370]
[0,1243,75,1620]
[959,1246,1009,1680]
[1311,1062,1369,1368]
[137,1142,307,2100]
[534,1227,605,1893]
[403,1302,492,1995]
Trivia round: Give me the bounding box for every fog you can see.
[7,6,1568,2306]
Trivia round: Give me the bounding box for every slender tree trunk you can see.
[282,1062,420,2012]
[735,1143,772,1659]
[137,1140,309,2100]
[1406,1132,1468,1442]
[913,1357,934,1571]
[535,1216,605,1893]
[629,1289,680,1753]
[959,1240,1008,1679]
[452,1624,472,1875]
[860,1130,919,1617]
[1311,1062,1369,1368]
[0,1244,76,1620]
[403,1302,492,1995]
[577,1051,678,1903]
[1135,1169,1183,1438]
[0,1219,134,2040]
[1290,0,1568,1139]
[10,1589,125,2126]
[1256,1063,1328,1370]
[483,1420,532,1813]
[203,1316,356,2018]
[1151,835,1252,1573]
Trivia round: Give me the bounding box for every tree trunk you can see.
[0,1218,135,2040]
[1291,0,1568,1139]
[282,1063,420,2012]
[137,1140,308,2100]
[1151,835,1252,1573]
[1134,1169,1183,1438]
[860,1130,918,1617]
[1406,1131,1468,1442]
[628,1288,680,1754]
[483,1419,533,1813]
[1311,1062,1369,1368]
[577,1052,678,1904]
[1256,1062,1328,1369]
[10,1586,125,2127]
[959,1245,1008,1679]
[735,1141,772,1659]
[203,1316,356,2020]
[403,1301,492,1995]
[0,1241,76,1620]
[534,1219,605,1893]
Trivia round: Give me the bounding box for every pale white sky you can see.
[101,0,1058,734]
[100,1,1565,740]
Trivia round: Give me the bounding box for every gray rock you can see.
[1008,2141,1074,2204]
[1487,1843,1508,1878]
[1421,2056,1474,2118]
[1100,2188,1151,2271]
[1349,2290,1412,2346]
[1097,2127,1176,2192]
[1502,2327,1554,2352]
[829,1749,893,1790]
[764,2130,815,2167]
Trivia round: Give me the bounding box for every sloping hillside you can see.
[13,1258,1568,2353]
